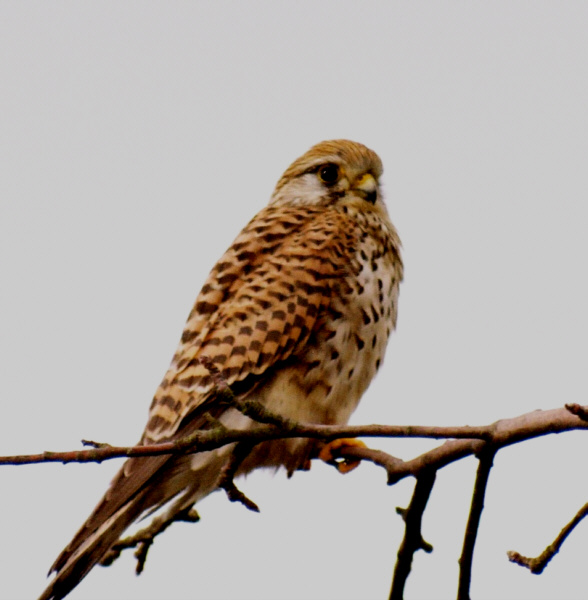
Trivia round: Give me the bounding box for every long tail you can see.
[38,447,228,600]
[38,487,151,600]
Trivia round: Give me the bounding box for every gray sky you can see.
[1,2,587,599]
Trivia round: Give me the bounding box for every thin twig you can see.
[457,447,496,600]
[100,505,200,574]
[217,442,260,512]
[200,356,297,429]
[389,469,436,600]
[507,502,588,574]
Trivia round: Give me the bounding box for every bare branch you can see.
[1,405,586,467]
[507,502,588,574]
[100,505,200,574]
[3,401,586,595]
[458,447,496,600]
[200,355,297,429]
[389,469,436,600]
[332,400,588,486]
[217,442,260,512]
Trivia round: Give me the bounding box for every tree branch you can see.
[457,446,496,600]
[507,502,588,574]
[100,505,200,574]
[5,403,588,593]
[1,405,586,467]
[389,469,436,600]
[217,442,260,512]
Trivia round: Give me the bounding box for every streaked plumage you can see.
[40,139,403,599]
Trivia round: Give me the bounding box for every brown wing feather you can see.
[144,204,358,442]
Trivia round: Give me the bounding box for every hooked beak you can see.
[352,173,378,204]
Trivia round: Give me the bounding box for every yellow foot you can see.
[318,438,367,473]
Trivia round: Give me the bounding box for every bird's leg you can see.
[318,438,368,473]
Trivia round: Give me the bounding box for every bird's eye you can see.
[317,163,340,185]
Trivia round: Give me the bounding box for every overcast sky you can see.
[1,2,588,599]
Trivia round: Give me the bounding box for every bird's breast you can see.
[259,227,401,427]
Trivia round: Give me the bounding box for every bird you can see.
[39,139,403,599]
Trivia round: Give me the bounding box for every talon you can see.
[318,438,367,473]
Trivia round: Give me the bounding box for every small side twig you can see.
[236,398,298,429]
[100,505,200,574]
[457,446,496,600]
[565,403,588,422]
[389,469,436,600]
[200,355,298,430]
[217,442,260,512]
[81,439,112,449]
[507,502,588,574]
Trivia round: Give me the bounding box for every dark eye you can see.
[318,163,339,185]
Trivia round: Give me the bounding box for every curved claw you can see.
[318,438,367,473]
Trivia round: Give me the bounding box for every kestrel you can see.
[40,139,403,599]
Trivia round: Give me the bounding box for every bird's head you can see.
[270,140,386,211]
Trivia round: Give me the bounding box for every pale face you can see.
[269,139,386,210]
